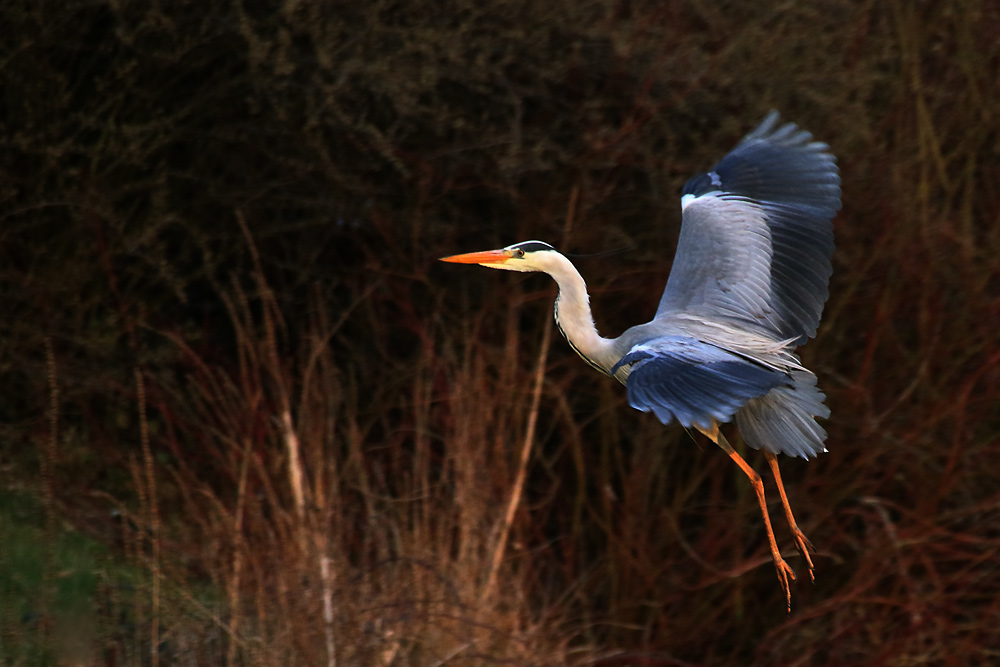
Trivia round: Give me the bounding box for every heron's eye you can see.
[515,249,525,258]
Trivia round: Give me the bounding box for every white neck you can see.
[543,253,617,374]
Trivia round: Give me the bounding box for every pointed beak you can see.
[439,249,511,265]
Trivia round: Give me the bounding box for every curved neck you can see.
[547,254,617,374]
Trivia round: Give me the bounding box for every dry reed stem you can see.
[227,436,253,667]
[43,338,58,521]
[319,550,337,667]
[40,338,59,649]
[481,186,579,603]
[481,314,553,603]
[118,485,144,660]
[237,210,308,523]
[235,213,341,665]
[135,368,161,667]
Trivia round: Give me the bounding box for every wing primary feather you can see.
[657,112,841,345]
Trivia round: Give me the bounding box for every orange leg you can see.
[696,422,795,612]
[764,450,816,582]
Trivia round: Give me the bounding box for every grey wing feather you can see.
[611,336,791,431]
[736,369,830,459]
[656,112,841,345]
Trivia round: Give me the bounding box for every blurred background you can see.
[2,0,999,665]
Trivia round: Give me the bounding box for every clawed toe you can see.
[792,528,816,583]
[773,556,796,613]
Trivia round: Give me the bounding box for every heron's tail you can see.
[735,370,829,459]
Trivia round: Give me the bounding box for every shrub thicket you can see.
[3,0,1000,664]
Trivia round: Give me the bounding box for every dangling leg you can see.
[696,422,795,612]
[764,450,816,582]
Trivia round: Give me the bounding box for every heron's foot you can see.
[772,554,796,613]
[791,528,816,583]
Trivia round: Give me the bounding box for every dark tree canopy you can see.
[2,0,1000,664]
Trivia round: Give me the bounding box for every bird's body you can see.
[540,247,830,461]
[441,113,841,610]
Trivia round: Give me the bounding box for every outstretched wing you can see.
[656,112,841,345]
[612,336,791,430]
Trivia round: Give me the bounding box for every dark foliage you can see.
[3,0,1000,664]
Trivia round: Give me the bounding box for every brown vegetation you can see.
[3,0,1000,664]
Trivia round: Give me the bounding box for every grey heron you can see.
[440,112,840,610]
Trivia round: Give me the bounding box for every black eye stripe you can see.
[511,241,555,253]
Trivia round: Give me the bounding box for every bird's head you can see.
[439,240,559,273]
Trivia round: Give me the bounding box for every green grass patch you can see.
[1,489,133,665]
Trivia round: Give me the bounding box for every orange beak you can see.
[438,249,512,265]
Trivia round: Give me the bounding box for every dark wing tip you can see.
[669,113,841,344]
[682,112,841,210]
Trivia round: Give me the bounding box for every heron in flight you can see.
[440,112,840,610]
